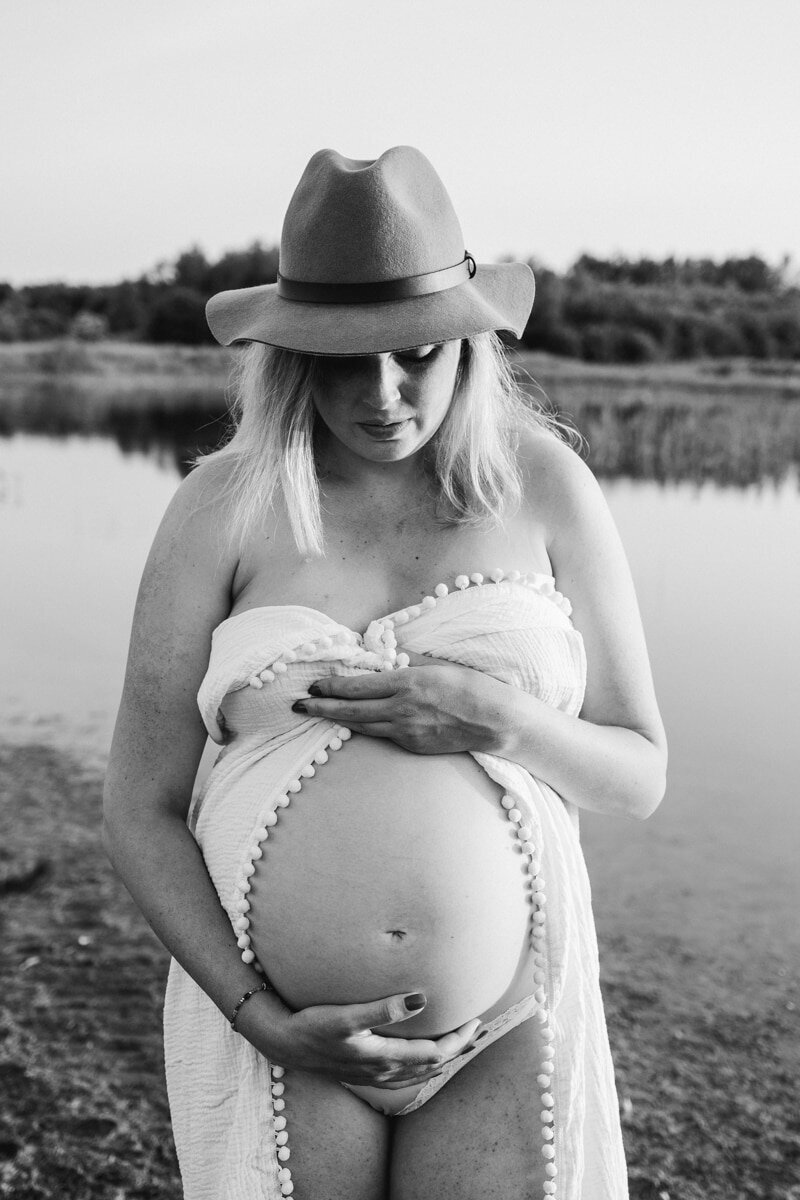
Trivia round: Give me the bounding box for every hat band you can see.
[276,252,476,304]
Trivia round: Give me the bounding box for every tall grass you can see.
[1,342,800,488]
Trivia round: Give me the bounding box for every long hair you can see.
[200,333,573,557]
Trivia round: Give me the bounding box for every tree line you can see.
[2,245,798,362]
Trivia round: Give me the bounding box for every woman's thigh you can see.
[389,1017,548,1200]
[280,1068,391,1200]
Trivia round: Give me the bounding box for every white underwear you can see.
[340,990,540,1117]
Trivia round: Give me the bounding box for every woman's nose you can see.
[360,354,402,410]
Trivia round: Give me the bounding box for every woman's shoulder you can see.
[515,426,601,540]
[173,452,235,505]
[132,454,240,654]
[150,453,241,580]
[160,454,236,533]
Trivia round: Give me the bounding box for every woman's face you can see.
[312,340,462,468]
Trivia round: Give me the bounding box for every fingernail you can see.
[404,993,426,1011]
[308,684,322,697]
[291,700,308,714]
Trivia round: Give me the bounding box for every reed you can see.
[2,342,800,487]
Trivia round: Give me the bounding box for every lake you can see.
[1,425,799,981]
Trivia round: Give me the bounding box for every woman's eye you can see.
[396,345,438,364]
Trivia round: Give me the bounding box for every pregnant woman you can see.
[104,147,667,1200]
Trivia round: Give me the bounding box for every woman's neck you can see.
[316,439,432,501]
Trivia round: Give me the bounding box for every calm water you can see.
[1,432,798,969]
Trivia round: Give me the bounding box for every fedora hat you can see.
[206,146,535,356]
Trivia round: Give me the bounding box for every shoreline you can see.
[1,339,800,408]
[3,340,800,490]
[0,738,796,1198]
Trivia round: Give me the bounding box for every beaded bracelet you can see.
[230,980,270,1031]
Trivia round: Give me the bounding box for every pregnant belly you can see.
[246,735,532,1037]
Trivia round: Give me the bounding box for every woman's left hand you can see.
[298,652,511,755]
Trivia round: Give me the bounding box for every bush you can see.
[694,315,742,357]
[0,301,25,342]
[104,282,148,336]
[70,312,109,342]
[581,324,618,363]
[146,287,211,345]
[3,250,797,363]
[20,307,70,340]
[768,313,800,359]
[614,328,661,364]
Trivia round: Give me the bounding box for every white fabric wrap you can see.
[163,589,628,1199]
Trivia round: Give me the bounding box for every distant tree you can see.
[173,246,211,292]
[6,246,797,361]
[103,280,149,335]
[769,312,800,358]
[206,242,279,293]
[733,310,775,358]
[572,255,615,284]
[580,324,617,363]
[522,266,564,348]
[670,314,704,359]
[571,253,783,294]
[717,256,780,293]
[22,307,71,339]
[0,300,24,341]
[614,328,660,363]
[695,314,742,357]
[22,282,92,321]
[146,286,211,344]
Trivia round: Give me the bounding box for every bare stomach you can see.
[246,735,533,1037]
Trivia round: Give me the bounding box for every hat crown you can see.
[279,146,466,285]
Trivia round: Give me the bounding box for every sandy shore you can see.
[0,741,797,1199]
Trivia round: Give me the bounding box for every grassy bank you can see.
[0,341,234,418]
[4,341,800,489]
[0,742,797,1199]
[3,340,800,407]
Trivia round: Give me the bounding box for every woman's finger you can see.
[308,673,400,699]
[377,1068,444,1089]
[294,696,394,724]
[428,1018,482,1061]
[334,721,396,740]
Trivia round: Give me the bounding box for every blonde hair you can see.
[201,333,571,557]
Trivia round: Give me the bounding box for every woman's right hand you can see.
[248,991,482,1089]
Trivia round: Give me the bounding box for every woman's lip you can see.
[359,419,410,439]
[361,419,409,427]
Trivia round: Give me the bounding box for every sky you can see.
[2,0,799,285]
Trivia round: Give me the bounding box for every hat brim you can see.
[205,262,534,355]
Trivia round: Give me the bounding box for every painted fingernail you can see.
[291,700,308,713]
[404,993,426,1011]
[308,684,322,697]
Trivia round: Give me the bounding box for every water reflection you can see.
[0,379,229,477]
[105,407,229,475]
[1,433,798,972]
[1,378,799,488]
[582,471,800,961]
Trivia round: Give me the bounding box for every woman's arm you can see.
[102,460,275,1021]
[487,432,668,819]
[299,436,667,820]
